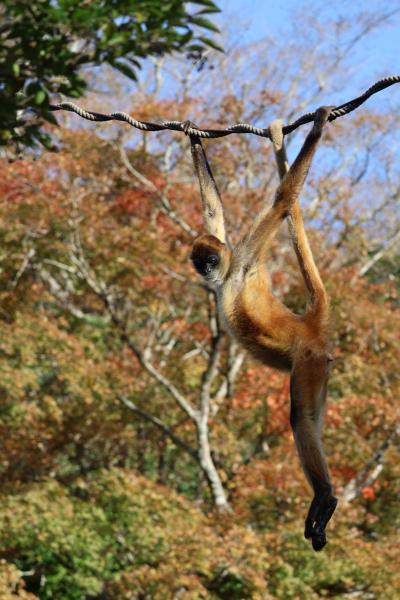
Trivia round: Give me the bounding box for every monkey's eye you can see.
[207,255,219,267]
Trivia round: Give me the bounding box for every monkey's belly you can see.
[228,316,293,371]
[220,277,296,371]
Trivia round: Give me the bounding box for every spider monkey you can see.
[184,107,337,551]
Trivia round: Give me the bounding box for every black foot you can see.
[304,493,338,552]
[312,531,327,552]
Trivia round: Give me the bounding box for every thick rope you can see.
[49,75,400,139]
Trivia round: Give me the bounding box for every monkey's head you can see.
[190,234,231,284]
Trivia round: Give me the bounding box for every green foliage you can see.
[0,481,110,599]
[268,533,368,598]
[366,254,400,301]
[0,0,222,150]
[0,471,271,600]
[2,470,396,599]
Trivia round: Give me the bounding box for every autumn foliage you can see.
[1,15,400,599]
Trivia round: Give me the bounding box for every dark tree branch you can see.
[118,395,197,460]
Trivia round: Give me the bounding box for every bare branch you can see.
[199,292,224,420]
[118,395,197,460]
[122,333,200,422]
[115,142,197,238]
[37,267,86,319]
[359,229,400,277]
[341,426,400,502]
[214,342,246,408]
[11,247,35,290]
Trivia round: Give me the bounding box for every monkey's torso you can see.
[219,267,323,372]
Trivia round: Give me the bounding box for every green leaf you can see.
[186,43,204,53]
[191,0,221,8]
[108,33,128,47]
[112,61,138,81]
[195,7,222,15]
[42,110,58,126]
[127,58,142,69]
[35,90,46,105]
[37,132,54,150]
[188,16,220,33]
[0,130,12,141]
[68,89,82,98]
[198,36,223,52]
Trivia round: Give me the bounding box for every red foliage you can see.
[361,486,376,501]
[112,189,152,218]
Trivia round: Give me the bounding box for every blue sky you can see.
[80,1,400,151]
[202,0,400,125]
[216,0,400,76]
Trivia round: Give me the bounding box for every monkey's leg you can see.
[290,355,337,551]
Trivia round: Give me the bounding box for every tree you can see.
[1,3,400,597]
[0,0,222,151]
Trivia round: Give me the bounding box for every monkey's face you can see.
[192,249,220,277]
[191,235,230,283]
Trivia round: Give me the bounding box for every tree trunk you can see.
[197,419,231,512]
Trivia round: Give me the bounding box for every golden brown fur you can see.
[186,107,337,551]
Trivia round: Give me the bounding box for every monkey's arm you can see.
[185,124,227,244]
[245,107,332,263]
[269,119,329,320]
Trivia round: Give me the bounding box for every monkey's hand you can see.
[313,106,335,132]
[182,120,201,140]
[182,120,200,134]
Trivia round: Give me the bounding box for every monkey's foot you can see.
[304,493,338,552]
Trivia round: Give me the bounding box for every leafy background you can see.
[0,1,399,598]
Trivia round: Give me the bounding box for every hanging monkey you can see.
[184,106,337,551]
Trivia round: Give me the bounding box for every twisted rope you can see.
[49,75,400,139]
